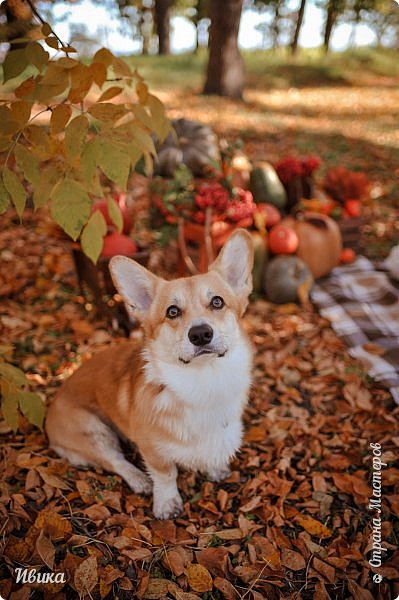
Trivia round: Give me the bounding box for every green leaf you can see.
[80,210,107,264]
[33,166,59,210]
[80,138,101,192]
[50,178,91,241]
[2,49,29,82]
[2,168,26,217]
[18,391,45,430]
[0,180,11,214]
[148,94,171,143]
[107,197,123,233]
[130,124,157,156]
[15,144,40,186]
[1,390,19,432]
[0,362,26,387]
[25,42,49,72]
[65,115,89,161]
[97,143,130,190]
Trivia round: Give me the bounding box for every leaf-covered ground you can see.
[0,203,398,600]
[1,60,399,598]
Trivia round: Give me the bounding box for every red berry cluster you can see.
[195,181,230,212]
[275,155,321,184]
[226,188,256,222]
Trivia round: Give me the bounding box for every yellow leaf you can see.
[15,144,40,186]
[18,391,45,430]
[0,106,18,136]
[0,180,11,214]
[88,103,126,123]
[1,390,20,432]
[148,94,171,143]
[50,178,91,241]
[89,62,107,87]
[2,168,26,217]
[2,48,29,82]
[81,210,107,264]
[112,56,132,78]
[187,564,213,593]
[68,63,94,103]
[15,76,36,98]
[97,142,130,190]
[93,47,114,68]
[33,166,59,210]
[45,36,59,50]
[24,124,51,160]
[136,81,149,104]
[56,57,79,69]
[107,197,123,232]
[74,556,98,597]
[65,115,89,160]
[98,86,124,102]
[10,100,32,128]
[35,509,73,540]
[41,23,52,36]
[50,104,72,135]
[294,514,332,539]
[36,466,71,491]
[25,41,49,72]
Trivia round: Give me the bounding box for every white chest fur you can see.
[144,344,252,471]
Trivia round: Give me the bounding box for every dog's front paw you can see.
[126,469,152,495]
[153,492,183,520]
[206,466,231,482]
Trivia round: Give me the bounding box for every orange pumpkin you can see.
[280,212,342,279]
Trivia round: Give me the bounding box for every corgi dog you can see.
[45,230,253,519]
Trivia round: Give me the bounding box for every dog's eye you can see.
[166,305,182,319]
[210,296,224,310]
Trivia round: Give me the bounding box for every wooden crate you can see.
[338,216,368,252]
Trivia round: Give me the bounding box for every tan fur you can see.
[46,230,254,519]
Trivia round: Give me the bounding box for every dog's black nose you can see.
[188,324,213,347]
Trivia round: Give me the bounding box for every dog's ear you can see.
[209,229,254,299]
[109,257,161,316]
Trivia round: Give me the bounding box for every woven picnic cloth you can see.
[311,256,399,404]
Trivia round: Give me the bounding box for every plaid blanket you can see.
[311,256,399,404]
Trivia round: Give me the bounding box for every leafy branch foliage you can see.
[0,23,171,264]
[0,345,45,432]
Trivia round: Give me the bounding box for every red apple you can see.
[92,195,133,234]
[254,203,281,228]
[101,232,138,257]
[268,224,299,255]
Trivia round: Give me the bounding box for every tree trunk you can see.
[323,2,335,53]
[155,0,173,55]
[203,0,244,100]
[291,0,307,56]
[271,3,281,49]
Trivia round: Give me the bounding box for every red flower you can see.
[302,155,322,177]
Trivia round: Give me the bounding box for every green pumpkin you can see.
[250,162,287,210]
[263,255,313,304]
